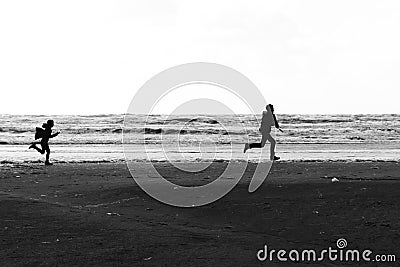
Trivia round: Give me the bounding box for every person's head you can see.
[266,104,274,113]
[46,120,54,128]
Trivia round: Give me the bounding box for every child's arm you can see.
[50,132,60,138]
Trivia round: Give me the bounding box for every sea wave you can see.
[0,114,399,146]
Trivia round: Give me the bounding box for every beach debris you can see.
[144,257,152,261]
[331,177,339,183]
[106,212,121,216]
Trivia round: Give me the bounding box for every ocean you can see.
[0,114,399,163]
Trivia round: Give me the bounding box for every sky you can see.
[0,0,399,115]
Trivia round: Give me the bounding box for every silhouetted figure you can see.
[244,104,281,160]
[29,119,59,165]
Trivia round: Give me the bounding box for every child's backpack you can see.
[35,127,46,140]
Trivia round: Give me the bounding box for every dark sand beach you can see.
[1,161,399,266]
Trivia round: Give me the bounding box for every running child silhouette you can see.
[29,119,60,165]
[244,104,281,160]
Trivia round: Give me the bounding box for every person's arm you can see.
[50,132,59,138]
[272,113,280,129]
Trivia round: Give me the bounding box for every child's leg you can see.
[45,148,50,163]
[42,143,51,163]
[30,144,45,154]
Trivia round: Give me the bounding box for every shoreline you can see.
[2,158,400,165]
[2,142,400,163]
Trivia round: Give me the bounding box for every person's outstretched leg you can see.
[249,142,263,148]
[29,144,45,154]
[244,142,261,153]
[244,131,267,153]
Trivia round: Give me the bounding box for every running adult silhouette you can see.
[244,104,281,160]
[29,119,60,165]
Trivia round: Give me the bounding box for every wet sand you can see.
[0,161,399,266]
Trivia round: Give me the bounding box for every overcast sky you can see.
[1,0,399,114]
